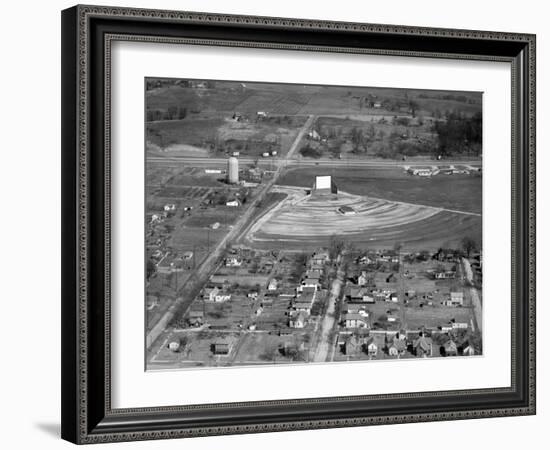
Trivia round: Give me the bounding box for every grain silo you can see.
[227,157,239,184]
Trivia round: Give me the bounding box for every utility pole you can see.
[174,263,178,291]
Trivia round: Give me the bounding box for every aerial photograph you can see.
[144,78,483,370]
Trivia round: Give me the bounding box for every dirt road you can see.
[462,257,482,332]
[312,266,344,363]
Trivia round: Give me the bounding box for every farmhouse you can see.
[225,256,242,267]
[267,279,278,291]
[226,200,241,207]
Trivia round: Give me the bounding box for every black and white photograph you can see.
[145,79,483,369]
[1,0,542,447]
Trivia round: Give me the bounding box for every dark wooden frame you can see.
[61,4,536,444]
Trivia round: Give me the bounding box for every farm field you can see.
[147,116,306,158]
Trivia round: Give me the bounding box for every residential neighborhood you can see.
[145,78,482,369]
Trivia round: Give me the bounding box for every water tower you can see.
[227,157,239,184]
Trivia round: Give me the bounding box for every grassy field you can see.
[246,169,482,252]
[146,118,223,150]
[146,82,481,119]
[278,167,482,214]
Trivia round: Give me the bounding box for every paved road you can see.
[462,257,482,332]
[147,114,316,349]
[148,156,481,169]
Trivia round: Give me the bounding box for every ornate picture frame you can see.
[61,5,536,444]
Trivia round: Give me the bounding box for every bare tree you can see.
[461,236,478,258]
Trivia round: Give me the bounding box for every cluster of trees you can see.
[146,106,188,122]
[299,144,323,158]
[417,92,478,104]
[328,234,346,261]
[433,111,482,156]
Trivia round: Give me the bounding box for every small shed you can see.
[213,341,230,355]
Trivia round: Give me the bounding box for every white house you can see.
[358,271,369,286]
[267,279,278,291]
[214,293,231,303]
[343,313,369,329]
[301,277,320,290]
[225,256,242,267]
[463,344,476,356]
[289,311,307,329]
[308,129,320,140]
[366,338,378,356]
[204,287,219,302]
[449,292,464,306]
[226,200,240,207]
